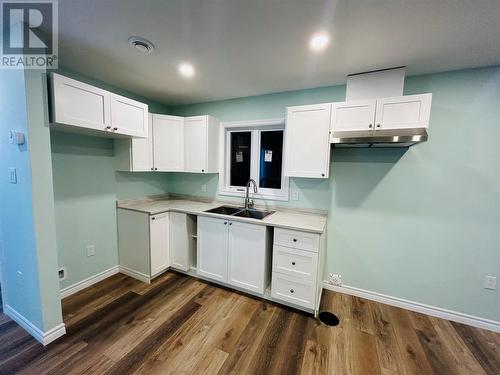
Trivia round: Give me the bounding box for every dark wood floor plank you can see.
[0,271,498,375]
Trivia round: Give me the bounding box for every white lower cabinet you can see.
[271,228,325,313]
[169,212,197,272]
[197,216,270,294]
[117,208,170,282]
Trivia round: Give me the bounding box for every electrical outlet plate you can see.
[484,275,497,290]
[86,245,95,257]
[328,273,342,286]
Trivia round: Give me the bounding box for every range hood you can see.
[331,128,428,148]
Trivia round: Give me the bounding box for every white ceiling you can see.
[57,0,500,105]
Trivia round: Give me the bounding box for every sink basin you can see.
[232,208,275,220]
[204,206,275,220]
[205,205,244,216]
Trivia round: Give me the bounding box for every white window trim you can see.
[218,118,289,201]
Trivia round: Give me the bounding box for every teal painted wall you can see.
[51,69,170,290]
[169,66,500,322]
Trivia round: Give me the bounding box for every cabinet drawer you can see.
[274,228,320,252]
[271,273,315,309]
[273,245,318,280]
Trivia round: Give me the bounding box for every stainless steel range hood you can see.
[331,128,428,148]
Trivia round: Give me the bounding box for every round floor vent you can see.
[318,311,340,326]
[128,36,155,54]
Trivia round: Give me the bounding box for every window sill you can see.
[219,189,289,202]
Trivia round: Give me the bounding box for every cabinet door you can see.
[197,216,228,282]
[110,93,149,137]
[150,213,170,277]
[331,99,376,132]
[375,93,432,130]
[284,104,331,178]
[228,221,267,294]
[184,116,207,173]
[169,212,189,271]
[153,115,185,171]
[131,113,154,171]
[51,73,111,131]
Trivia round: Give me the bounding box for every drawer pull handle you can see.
[151,217,155,220]
[290,289,295,294]
[291,261,296,266]
[293,238,297,242]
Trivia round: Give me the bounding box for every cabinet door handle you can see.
[376,124,381,128]
[105,126,111,130]
[321,173,325,177]
[293,238,297,242]
[290,289,295,294]
[151,217,155,220]
[368,124,373,128]
[291,261,296,266]
[155,168,158,171]
[229,222,232,226]
[201,169,205,173]
[151,167,154,171]
[224,221,227,225]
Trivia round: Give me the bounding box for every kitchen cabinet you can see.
[271,228,325,313]
[197,216,228,282]
[330,93,432,133]
[197,216,270,294]
[331,99,376,131]
[184,115,219,173]
[109,93,149,137]
[117,208,169,283]
[153,115,185,171]
[284,103,331,179]
[51,73,111,132]
[169,212,197,272]
[374,94,432,130]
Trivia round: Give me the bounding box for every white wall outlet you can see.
[9,167,17,184]
[201,184,207,193]
[291,189,299,201]
[16,270,23,286]
[328,273,342,286]
[86,245,95,257]
[58,267,66,281]
[484,275,497,290]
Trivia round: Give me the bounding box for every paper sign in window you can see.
[264,150,273,162]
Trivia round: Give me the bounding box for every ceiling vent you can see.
[128,36,155,54]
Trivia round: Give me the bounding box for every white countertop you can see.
[117,198,327,234]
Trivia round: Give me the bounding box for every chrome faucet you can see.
[245,179,257,209]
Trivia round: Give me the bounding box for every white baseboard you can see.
[60,265,120,299]
[5,305,66,345]
[323,282,500,333]
[119,266,151,284]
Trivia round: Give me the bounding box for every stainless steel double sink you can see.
[204,205,275,220]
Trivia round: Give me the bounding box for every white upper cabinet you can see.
[284,103,331,179]
[110,93,148,137]
[50,73,148,138]
[131,114,154,171]
[374,93,432,130]
[51,73,111,131]
[184,115,219,173]
[153,114,185,171]
[331,99,376,132]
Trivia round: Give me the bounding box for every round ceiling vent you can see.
[128,36,155,54]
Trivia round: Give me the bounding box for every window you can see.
[221,119,289,201]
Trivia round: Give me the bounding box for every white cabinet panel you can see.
[153,115,185,171]
[51,73,110,131]
[197,216,228,282]
[285,103,331,179]
[184,116,208,173]
[274,228,320,253]
[273,245,318,281]
[169,212,190,271]
[131,114,153,171]
[227,221,267,294]
[375,94,432,130]
[271,273,315,309]
[110,93,148,137]
[150,213,169,277]
[331,99,376,132]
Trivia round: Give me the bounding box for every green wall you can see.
[169,66,500,322]
[51,69,170,290]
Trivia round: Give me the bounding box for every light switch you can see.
[9,167,17,184]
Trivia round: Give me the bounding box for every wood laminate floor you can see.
[0,271,498,374]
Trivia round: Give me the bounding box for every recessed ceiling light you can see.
[128,36,155,54]
[178,62,195,78]
[309,32,330,52]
